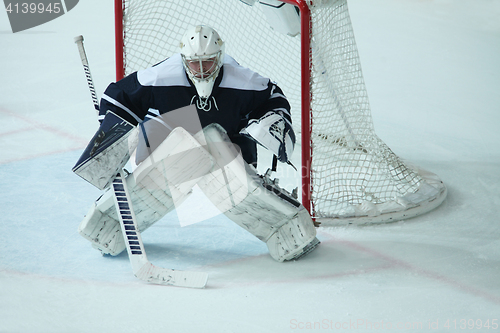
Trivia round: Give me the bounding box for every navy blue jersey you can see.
[98,54,291,167]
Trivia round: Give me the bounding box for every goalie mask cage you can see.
[114,0,447,225]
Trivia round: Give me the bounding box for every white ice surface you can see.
[1,0,500,332]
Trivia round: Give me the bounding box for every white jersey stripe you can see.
[270,92,287,100]
[144,115,174,131]
[274,107,292,119]
[102,94,142,123]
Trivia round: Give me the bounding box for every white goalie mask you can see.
[179,25,225,99]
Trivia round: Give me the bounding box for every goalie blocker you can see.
[72,111,138,190]
[79,122,319,262]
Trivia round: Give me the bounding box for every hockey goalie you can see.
[75,25,319,262]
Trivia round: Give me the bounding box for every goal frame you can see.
[113,0,447,225]
[113,0,315,214]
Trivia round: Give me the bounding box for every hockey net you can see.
[115,0,447,225]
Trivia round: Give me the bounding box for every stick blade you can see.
[135,263,208,289]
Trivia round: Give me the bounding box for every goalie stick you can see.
[112,173,208,288]
[74,35,208,288]
[74,35,99,114]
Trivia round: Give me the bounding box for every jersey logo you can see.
[190,95,219,112]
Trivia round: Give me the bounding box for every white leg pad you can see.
[78,195,125,256]
[197,124,318,262]
[266,207,318,262]
[78,127,214,255]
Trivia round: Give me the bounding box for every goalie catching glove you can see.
[240,111,295,163]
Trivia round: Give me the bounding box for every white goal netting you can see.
[117,0,446,225]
